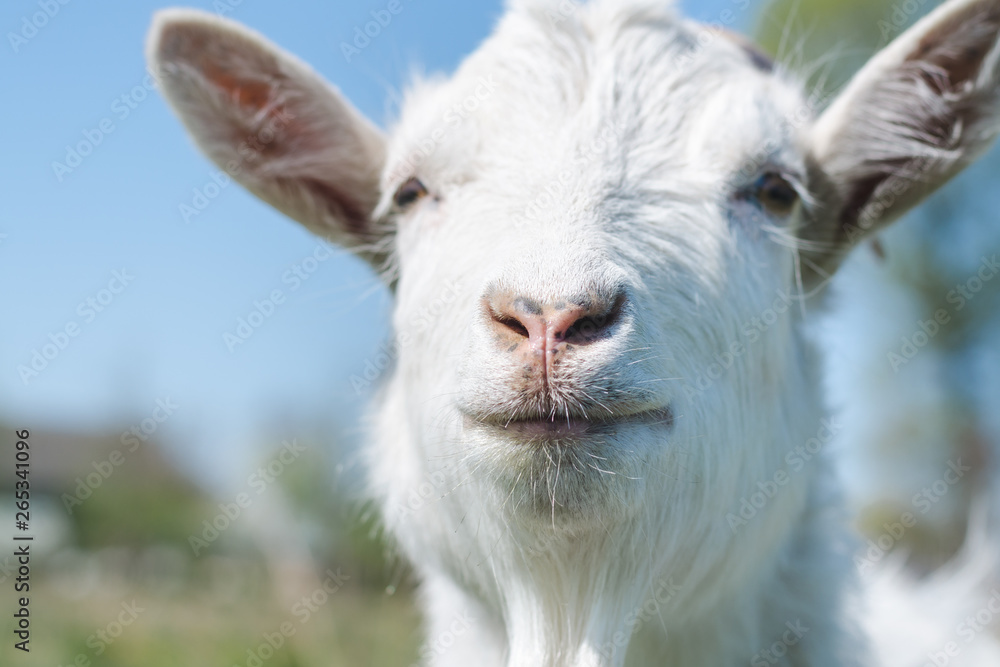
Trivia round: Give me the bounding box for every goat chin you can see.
[372,383,861,666]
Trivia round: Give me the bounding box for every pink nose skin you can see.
[484,290,626,380]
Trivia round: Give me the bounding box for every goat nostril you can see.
[563,316,599,342]
[484,289,627,348]
[561,293,625,344]
[495,314,530,339]
[484,296,536,344]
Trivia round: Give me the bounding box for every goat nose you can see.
[484,289,626,353]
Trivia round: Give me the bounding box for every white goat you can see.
[147,1,1000,665]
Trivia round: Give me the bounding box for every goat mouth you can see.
[464,406,673,443]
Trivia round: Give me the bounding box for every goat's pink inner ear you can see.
[156,17,288,118]
[203,66,274,111]
[149,11,389,269]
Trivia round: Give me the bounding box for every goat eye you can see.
[393,177,429,209]
[753,173,798,216]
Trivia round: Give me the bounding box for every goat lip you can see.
[493,418,592,440]
[464,407,672,442]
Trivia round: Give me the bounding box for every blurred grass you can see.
[0,425,423,667]
[0,575,421,666]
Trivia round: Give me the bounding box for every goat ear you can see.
[147,9,388,266]
[803,0,1000,281]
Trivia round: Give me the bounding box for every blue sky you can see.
[1,0,757,489]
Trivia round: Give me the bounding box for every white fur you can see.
[147,1,1000,665]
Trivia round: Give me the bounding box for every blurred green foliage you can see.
[0,581,420,667]
[72,476,213,550]
[755,0,913,96]
[274,443,413,592]
[0,424,420,666]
